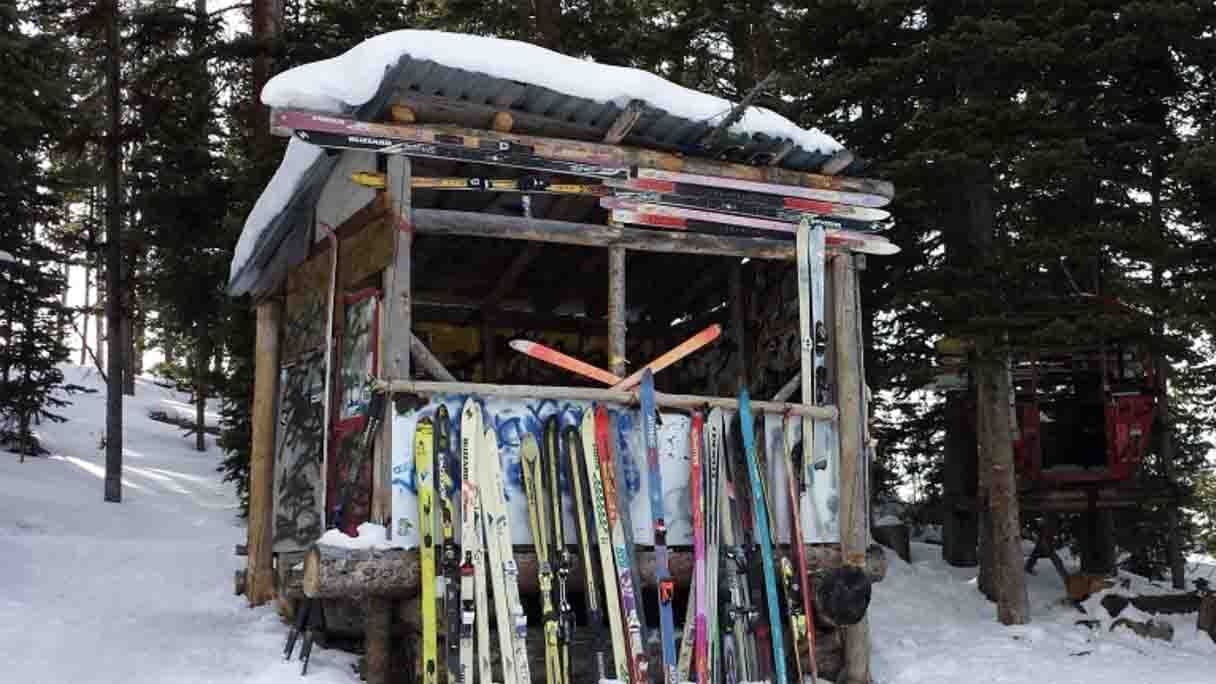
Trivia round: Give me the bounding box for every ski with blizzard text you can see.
[274,109,895,199]
[521,432,561,684]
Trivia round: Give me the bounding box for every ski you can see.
[604,200,899,256]
[597,406,648,684]
[479,416,531,684]
[739,389,787,684]
[704,409,725,684]
[274,109,895,199]
[721,418,757,684]
[610,325,723,391]
[563,422,603,662]
[434,405,461,684]
[625,167,890,208]
[509,324,722,391]
[583,408,630,683]
[459,401,492,684]
[690,410,709,684]
[416,417,439,684]
[351,171,611,195]
[608,186,890,225]
[798,219,836,542]
[641,371,678,684]
[521,432,561,684]
[542,416,573,684]
[783,415,817,684]
[677,596,696,683]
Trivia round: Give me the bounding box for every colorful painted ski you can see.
[520,432,560,684]
[508,340,622,385]
[597,406,648,684]
[626,167,891,208]
[479,419,530,684]
[415,418,438,684]
[604,200,899,256]
[351,172,612,195]
[689,411,709,684]
[610,325,723,391]
[641,371,678,684]
[783,416,817,684]
[433,405,461,684]
[608,187,890,224]
[677,597,696,683]
[583,409,630,684]
[739,389,787,684]
[274,109,895,198]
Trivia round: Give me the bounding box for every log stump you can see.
[303,544,419,599]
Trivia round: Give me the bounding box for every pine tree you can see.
[0,1,77,457]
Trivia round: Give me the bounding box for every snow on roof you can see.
[231,30,845,288]
[230,138,323,284]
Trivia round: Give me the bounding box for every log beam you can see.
[412,208,797,261]
[384,379,838,419]
[409,331,456,381]
[303,544,419,599]
[246,297,281,607]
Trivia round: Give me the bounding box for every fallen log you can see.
[303,544,419,599]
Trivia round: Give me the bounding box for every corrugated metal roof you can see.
[229,54,867,297]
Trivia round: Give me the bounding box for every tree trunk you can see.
[978,355,1030,624]
[103,0,124,504]
[194,337,211,452]
[251,0,283,150]
[121,301,135,395]
[531,0,562,50]
[80,263,90,366]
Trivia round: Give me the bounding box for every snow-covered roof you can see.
[229,30,851,295]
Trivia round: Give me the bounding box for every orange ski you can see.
[507,324,722,390]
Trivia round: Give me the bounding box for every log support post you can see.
[729,260,748,391]
[375,154,413,683]
[247,297,282,606]
[831,253,871,683]
[608,246,627,377]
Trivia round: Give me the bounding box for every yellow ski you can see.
[415,418,438,684]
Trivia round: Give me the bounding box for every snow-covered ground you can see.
[1,365,1212,683]
[0,366,355,683]
[872,543,1216,684]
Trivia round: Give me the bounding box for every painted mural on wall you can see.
[272,352,327,553]
[327,293,379,535]
[389,396,842,549]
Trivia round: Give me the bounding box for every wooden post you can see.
[365,596,392,684]
[608,247,627,377]
[729,261,748,390]
[831,253,871,684]
[247,297,282,606]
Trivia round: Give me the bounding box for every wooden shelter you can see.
[230,33,897,684]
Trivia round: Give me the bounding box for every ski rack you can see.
[379,380,838,420]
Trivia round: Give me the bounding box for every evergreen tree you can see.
[0,1,77,456]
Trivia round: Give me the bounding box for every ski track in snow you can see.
[3,366,1214,682]
[0,366,356,684]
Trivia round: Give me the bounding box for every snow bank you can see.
[262,30,842,155]
[316,522,402,550]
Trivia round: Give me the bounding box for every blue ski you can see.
[739,388,787,684]
[641,370,678,684]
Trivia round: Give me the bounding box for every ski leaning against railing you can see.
[582,409,631,683]
[520,431,561,684]
[641,370,678,684]
[784,414,818,684]
[415,417,439,684]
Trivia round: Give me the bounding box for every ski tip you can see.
[508,339,533,353]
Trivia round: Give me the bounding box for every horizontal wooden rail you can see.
[411,208,798,261]
[383,379,837,420]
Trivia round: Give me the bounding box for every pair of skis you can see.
[450,400,529,684]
